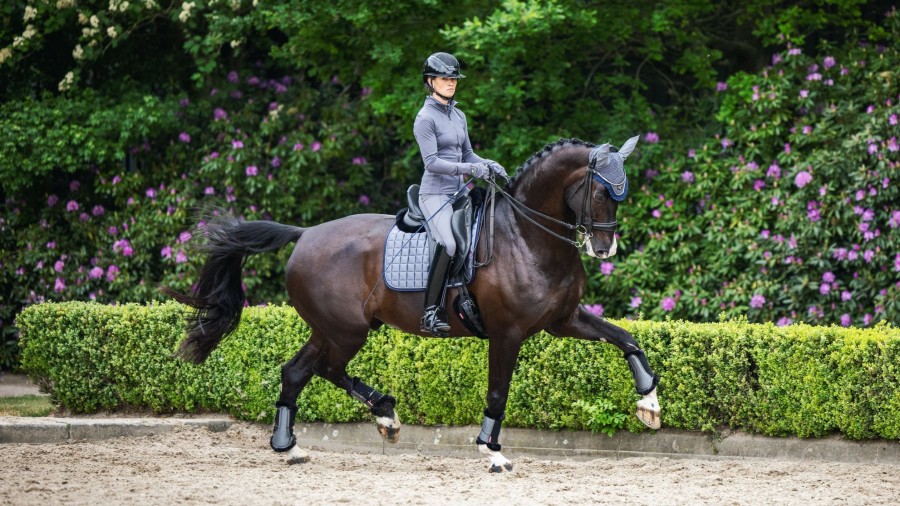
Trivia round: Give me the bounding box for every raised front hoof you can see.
[376,413,402,444]
[285,446,310,465]
[636,388,661,429]
[489,462,514,474]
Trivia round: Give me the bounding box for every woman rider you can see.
[414,52,506,336]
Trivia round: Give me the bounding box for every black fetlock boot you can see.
[421,242,453,337]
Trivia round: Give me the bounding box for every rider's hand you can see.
[486,160,507,177]
[468,162,492,180]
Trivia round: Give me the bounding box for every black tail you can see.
[161,214,304,364]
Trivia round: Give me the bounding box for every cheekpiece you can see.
[589,145,629,202]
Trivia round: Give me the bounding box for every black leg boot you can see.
[421,242,453,337]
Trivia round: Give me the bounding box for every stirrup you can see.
[421,306,450,336]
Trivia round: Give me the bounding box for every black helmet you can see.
[422,52,465,80]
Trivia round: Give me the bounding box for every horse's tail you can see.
[161,214,304,364]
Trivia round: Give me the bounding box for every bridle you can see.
[486,165,618,250]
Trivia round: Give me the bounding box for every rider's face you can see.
[430,76,457,99]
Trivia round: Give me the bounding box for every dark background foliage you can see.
[1,0,897,368]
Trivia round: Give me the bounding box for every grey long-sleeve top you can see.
[413,96,487,194]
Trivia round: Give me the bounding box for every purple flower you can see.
[784,143,791,154]
[772,54,783,65]
[823,56,836,69]
[643,132,659,144]
[716,82,728,92]
[228,71,239,83]
[179,132,191,143]
[629,296,642,309]
[146,188,157,198]
[293,143,304,151]
[890,114,898,126]
[788,48,802,56]
[803,125,813,135]
[271,156,282,168]
[822,271,835,283]
[232,140,244,149]
[66,200,79,212]
[54,260,65,273]
[311,141,322,152]
[840,314,851,327]
[106,265,119,282]
[214,108,228,121]
[753,179,766,192]
[161,246,172,259]
[800,89,809,98]
[794,171,813,188]
[807,73,822,81]
[868,143,878,155]
[660,297,676,311]
[681,171,694,184]
[89,266,104,279]
[651,209,662,219]
[584,304,604,317]
[179,231,192,243]
[721,138,733,149]
[841,290,853,301]
[863,249,875,263]
[766,163,781,179]
[70,181,80,192]
[750,294,765,309]
[54,277,66,292]
[352,157,367,165]
[819,283,831,295]
[600,262,615,276]
[888,137,899,152]
[204,186,215,195]
[245,165,258,177]
[48,195,59,207]
[92,205,105,216]
[176,250,188,263]
[687,149,695,158]
[358,194,370,206]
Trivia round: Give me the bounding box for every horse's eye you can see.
[593,190,608,202]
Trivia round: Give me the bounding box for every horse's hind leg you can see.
[316,335,402,443]
[271,336,325,464]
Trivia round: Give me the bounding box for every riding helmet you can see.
[422,52,466,81]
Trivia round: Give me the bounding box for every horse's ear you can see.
[619,135,640,159]
[592,143,610,167]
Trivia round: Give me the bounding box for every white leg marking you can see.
[636,387,661,429]
[286,445,310,465]
[376,412,401,444]
[478,444,513,473]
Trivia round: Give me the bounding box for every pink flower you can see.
[92,205,105,216]
[776,317,793,326]
[823,56,836,69]
[246,165,258,177]
[146,188,157,198]
[232,140,244,149]
[179,231,192,243]
[890,114,898,126]
[643,132,659,144]
[629,296,642,309]
[600,262,615,276]
[293,143,305,151]
[660,297,676,311]
[161,246,172,259]
[176,250,188,263]
[54,277,66,292]
[840,314,851,327]
[214,108,228,121]
[584,304,604,317]
[681,171,694,184]
[794,171,812,188]
[800,89,809,98]
[311,141,322,152]
[822,271,835,283]
[271,156,282,168]
[179,132,191,143]
[750,294,765,309]
[819,283,831,295]
[66,200,79,212]
[841,290,853,301]
[48,195,59,207]
[89,266,104,279]
[106,265,119,282]
[651,209,662,219]
[228,71,239,83]
[54,260,65,272]
[766,163,781,179]
[754,179,766,192]
[204,186,216,195]
[358,194,370,206]
[716,82,728,92]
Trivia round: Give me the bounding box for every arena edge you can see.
[15,301,900,440]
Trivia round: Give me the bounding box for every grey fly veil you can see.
[589,135,639,202]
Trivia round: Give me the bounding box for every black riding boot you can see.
[421,242,453,337]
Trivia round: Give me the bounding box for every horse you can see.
[163,137,661,473]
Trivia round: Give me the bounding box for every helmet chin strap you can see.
[427,78,455,102]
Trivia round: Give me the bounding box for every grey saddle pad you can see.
[382,226,479,292]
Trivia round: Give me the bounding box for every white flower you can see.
[57,0,77,8]
[230,39,242,48]
[231,0,241,11]
[144,0,158,8]
[72,44,83,60]
[24,6,38,21]
[23,25,37,40]
[178,1,195,22]
[107,26,118,38]
[90,15,100,28]
[12,36,24,48]
[78,12,88,24]
[0,47,12,64]
[120,1,130,12]
[59,71,74,92]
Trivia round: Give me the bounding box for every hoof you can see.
[489,462,513,473]
[376,413,401,444]
[636,387,661,430]
[285,446,310,465]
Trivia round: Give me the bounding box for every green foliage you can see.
[16,302,900,440]
[0,1,896,368]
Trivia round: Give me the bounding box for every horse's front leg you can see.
[478,335,524,473]
[548,305,661,429]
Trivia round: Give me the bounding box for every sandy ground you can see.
[1,423,898,506]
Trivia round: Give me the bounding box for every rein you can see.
[485,167,618,250]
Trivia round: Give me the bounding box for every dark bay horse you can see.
[164,137,661,472]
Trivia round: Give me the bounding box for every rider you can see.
[414,52,506,336]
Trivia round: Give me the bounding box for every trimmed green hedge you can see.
[16,301,900,439]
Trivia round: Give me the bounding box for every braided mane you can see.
[508,138,596,189]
